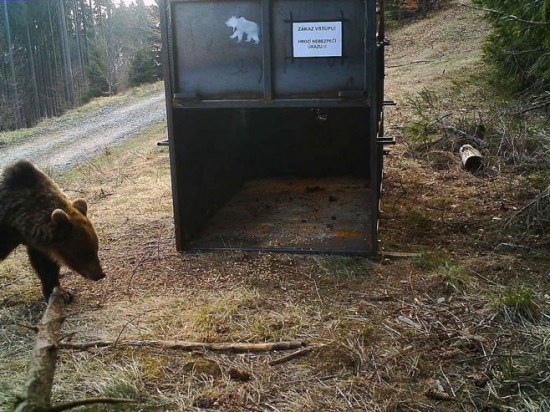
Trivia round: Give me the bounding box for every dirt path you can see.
[0,91,166,173]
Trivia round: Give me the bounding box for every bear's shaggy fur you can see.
[0,159,105,301]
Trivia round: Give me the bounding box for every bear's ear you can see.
[51,209,71,229]
[73,198,88,216]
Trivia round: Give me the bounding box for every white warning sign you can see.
[293,21,342,58]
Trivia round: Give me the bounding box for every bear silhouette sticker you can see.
[226,16,260,44]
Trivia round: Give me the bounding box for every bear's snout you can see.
[76,255,106,281]
[91,271,106,281]
[79,266,106,281]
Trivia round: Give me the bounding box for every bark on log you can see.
[459,144,483,171]
[14,288,66,412]
[14,288,135,412]
[59,339,305,353]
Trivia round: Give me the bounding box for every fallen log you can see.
[14,288,134,412]
[59,339,305,353]
[14,288,66,412]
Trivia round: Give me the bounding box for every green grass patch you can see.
[317,256,370,278]
[0,267,14,281]
[411,252,449,271]
[404,209,435,233]
[493,285,540,322]
[433,262,471,294]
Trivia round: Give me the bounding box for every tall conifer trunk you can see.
[3,0,24,128]
[58,0,75,108]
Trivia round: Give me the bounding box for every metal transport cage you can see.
[160,0,389,255]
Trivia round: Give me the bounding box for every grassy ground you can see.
[2,2,550,411]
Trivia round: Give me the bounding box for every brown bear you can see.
[0,159,105,302]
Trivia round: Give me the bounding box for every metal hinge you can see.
[377,136,396,145]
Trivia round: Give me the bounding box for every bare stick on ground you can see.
[59,339,305,353]
[268,346,315,366]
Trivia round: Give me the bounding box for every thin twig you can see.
[16,323,38,333]
[114,309,158,347]
[46,398,136,412]
[440,366,456,398]
[268,346,315,366]
[514,100,550,115]
[470,270,499,286]
[387,60,434,68]
[443,125,487,148]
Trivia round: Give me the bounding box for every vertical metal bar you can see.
[375,0,386,256]
[366,0,380,256]
[378,0,386,125]
[159,0,183,251]
[340,10,345,65]
[289,12,294,64]
[261,0,272,99]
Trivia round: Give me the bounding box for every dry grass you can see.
[2,3,550,412]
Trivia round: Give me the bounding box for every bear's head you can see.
[225,16,238,29]
[48,198,105,282]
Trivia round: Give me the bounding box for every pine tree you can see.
[474,0,550,93]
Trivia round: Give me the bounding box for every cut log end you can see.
[459,144,483,172]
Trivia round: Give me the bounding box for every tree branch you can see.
[460,2,550,27]
[59,339,305,353]
[443,125,487,148]
[46,398,136,412]
[514,100,550,115]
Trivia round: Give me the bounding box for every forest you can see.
[0,0,161,132]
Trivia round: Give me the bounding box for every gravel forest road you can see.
[0,91,166,173]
